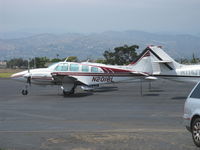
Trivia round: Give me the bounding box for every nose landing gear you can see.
[22,89,28,95]
[22,76,31,96]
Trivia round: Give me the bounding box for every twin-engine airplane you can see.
[11,51,154,95]
[12,45,200,96]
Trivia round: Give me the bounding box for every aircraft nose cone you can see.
[11,72,19,78]
[11,71,28,80]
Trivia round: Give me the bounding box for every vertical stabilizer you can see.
[128,48,153,74]
[129,45,183,75]
[147,46,183,74]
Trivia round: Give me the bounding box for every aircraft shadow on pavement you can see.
[148,89,164,92]
[143,93,160,96]
[63,92,94,98]
[92,86,118,93]
[171,96,187,100]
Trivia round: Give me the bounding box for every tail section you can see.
[129,45,183,75]
[147,45,183,75]
[128,48,153,74]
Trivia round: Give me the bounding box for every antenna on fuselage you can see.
[64,57,69,62]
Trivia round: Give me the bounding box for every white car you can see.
[183,82,200,147]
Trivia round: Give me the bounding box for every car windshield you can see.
[190,82,200,99]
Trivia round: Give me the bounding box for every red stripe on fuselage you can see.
[129,50,150,65]
[51,72,143,77]
[101,67,131,73]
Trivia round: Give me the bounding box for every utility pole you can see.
[56,54,59,59]
[34,57,36,68]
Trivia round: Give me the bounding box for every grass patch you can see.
[0,69,24,78]
[0,73,13,78]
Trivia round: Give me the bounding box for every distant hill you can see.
[0,31,200,60]
[0,32,35,39]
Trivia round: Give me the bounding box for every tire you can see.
[63,90,70,96]
[22,89,28,95]
[63,85,76,96]
[63,90,74,96]
[192,118,200,147]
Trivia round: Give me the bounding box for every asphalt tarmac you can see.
[0,78,199,150]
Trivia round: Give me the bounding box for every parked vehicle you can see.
[183,82,200,147]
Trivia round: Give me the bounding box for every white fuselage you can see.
[11,62,146,86]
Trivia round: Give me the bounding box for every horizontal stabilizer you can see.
[131,71,149,76]
[145,76,158,80]
[153,60,172,63]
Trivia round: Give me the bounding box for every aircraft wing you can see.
[52,71,157,86]
[51,72,84,85]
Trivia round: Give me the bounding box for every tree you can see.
[95,59,107,64]
[191,53,197,64]
[65,56,78,62]
[51,58,62,63]
[7,58,28,68]
[32,57,49,68]
[103,45,139,65]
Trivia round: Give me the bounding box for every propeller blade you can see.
[28,59,30,73]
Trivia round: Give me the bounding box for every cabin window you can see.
[70,64,79,71]
[82,65,89,72]
[91,67,99,73]
[61,64,68,71]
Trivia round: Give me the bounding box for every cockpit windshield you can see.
[48,62,59,69]
[54,63,68,71]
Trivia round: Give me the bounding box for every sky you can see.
[0,0,200,34]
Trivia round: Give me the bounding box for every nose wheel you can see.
[22,89,28,95]
[22,85,29,95]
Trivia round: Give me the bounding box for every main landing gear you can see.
[62,84,77,96]
[61,76,77,96]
